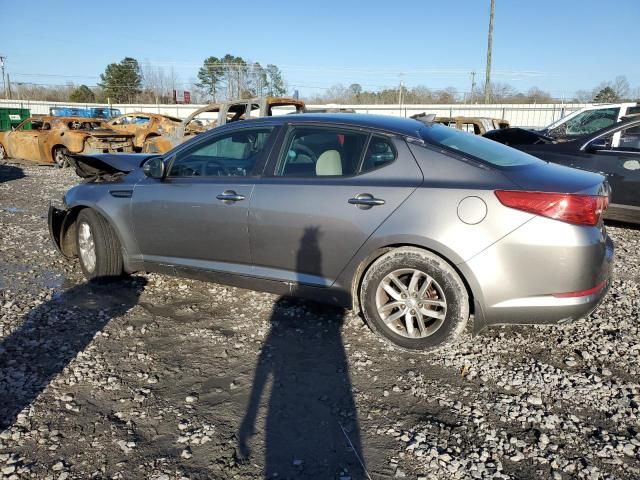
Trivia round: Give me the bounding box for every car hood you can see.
[67,153,159,179]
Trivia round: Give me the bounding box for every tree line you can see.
[6,56,640,105]
[7,55,287,105]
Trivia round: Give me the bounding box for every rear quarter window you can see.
[420,124,543,168]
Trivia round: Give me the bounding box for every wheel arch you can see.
[58,203,132,271]
[350,242,483,332]
[50,144,67,163]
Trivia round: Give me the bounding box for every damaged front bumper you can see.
[48,202,75,259]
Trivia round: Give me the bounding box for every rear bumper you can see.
[461,217,614,328]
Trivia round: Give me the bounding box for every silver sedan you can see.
[50,114,614,350]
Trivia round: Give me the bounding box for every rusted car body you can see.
[0,116,134,166]
[107,112,183,152]
[143,96,306,153]
[411,113,509,134]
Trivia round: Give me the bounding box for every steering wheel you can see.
[291,144,318,162]
[205,160,232,176]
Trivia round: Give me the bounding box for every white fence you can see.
[0,99,589,128]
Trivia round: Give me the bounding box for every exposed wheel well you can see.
[57,206,84,258]
[351,243,475,317]
[58,205,132,271]
[50,144,67,163]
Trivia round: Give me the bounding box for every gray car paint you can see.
[55,114,613,332]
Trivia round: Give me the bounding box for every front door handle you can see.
[348,193,386,209]
[216,190,246,202]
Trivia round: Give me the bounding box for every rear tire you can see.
[53,146,69,168]
[360,247,469,351]
[76,209,124,280]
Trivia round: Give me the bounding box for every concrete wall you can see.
[0,99,589,128]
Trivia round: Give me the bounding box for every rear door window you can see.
[276,126,368,177]
[360,136,396,173]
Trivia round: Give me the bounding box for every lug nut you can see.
[410,309,415,315]
[401,294,407,299]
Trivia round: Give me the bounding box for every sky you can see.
[1,0,638,99]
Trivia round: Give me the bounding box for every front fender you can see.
[55,184,142,272]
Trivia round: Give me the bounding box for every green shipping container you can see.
[0,108,30,131]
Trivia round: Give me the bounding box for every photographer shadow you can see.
[238,227,366,479]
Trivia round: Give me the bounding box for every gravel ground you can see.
[0,161,638,480]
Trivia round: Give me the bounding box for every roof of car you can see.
[251,113,426,137]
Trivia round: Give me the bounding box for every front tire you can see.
[0,143,7,161]
[76,209,124,280]
[360,247,469,351]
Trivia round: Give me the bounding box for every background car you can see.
[488,103,640,146]
[412,113,509,134]
[0,116,135,166]
[107,112,183,152]
[50,114,612,351]
[49,107,122,119]
[485,117,640,223]
[141,96,306,153]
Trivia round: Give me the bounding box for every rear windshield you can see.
[420,123,542,168]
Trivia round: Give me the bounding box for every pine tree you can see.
[98,57,142,103]
[69,84,95,103]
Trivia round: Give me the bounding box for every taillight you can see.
[494,190,608,226]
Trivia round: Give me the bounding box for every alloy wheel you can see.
[78,221,97,273]
[375,268,447,338]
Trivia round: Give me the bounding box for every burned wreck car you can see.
[142,96,306,153]
[0,116,135,166]
[107,112,183,152]
[411,112,509,134]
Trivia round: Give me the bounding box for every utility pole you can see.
[398,80,404,117]
[470,71,476,103]
[484,0,495,104]
[0,56,6,99]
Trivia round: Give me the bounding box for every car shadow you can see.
[605,219,640,231]
[237,227,367,479]
[0,277,146,429]
[0,164,25,183]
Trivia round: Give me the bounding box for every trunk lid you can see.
[501,161,608,196]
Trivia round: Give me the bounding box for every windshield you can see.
[421,124,542,168]
[561,108,619,136]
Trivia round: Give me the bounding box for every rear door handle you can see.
[348,193,385,209]
[216,190,246,202]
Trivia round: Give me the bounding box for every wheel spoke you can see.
[378,301,404,312]
[408,270,421,293]
[420,307,445,320]
[404,312,415,337]
[421,298,446,308]
[415,310,427,336]
[417,275,433,298]
[388,273,407,294]
[383,308,405,325]
[382,282,402,301]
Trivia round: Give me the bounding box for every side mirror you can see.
[143,157,165,179]
[585,138,608,153]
